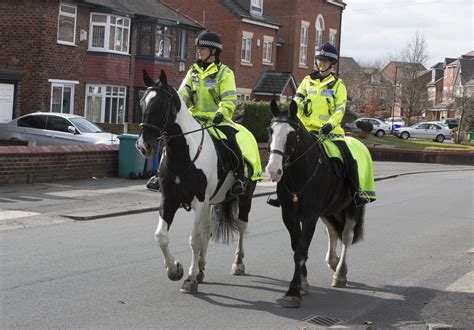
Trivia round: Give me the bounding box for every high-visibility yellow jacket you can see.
[294,73,347,140]
[179,62,238,122]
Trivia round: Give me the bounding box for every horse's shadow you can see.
[193,274,472,328]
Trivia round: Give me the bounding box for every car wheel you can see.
[375,130,385,138]
[401,131,410,140]
[435,134,445,143]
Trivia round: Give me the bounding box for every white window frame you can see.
[48,79,79,114]
[262,35,273,64]
[299,21,309,67]
[88,13,130,55]
[251,0,263,16]
[177,29,187,60]
[241,31,253,64]
[85,84,127,124]
[57,3,77,45]
[329,28,337,46]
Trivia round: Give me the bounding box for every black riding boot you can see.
[334,140,370,207]
[218,126,246,195]
[146,174,160,191]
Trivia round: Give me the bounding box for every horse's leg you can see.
[181,201,209,294]
[332,212,356,288]
[197,208,211,283]
[155,201,183,281]
[300,216,317,296]
[232,182,255,275]
[321,216,340,272]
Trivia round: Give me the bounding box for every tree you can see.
[454,86,474,144]
[397,32,431,125]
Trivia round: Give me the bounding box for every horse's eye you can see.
[267,127,273,135]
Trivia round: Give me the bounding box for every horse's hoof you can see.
[180,278,198,293]
[331,275,347,288]
[277,295,302,308]
[167,262,184,281]
[196,271,205,283]
[231,263,245,275]
[300,278,310,295]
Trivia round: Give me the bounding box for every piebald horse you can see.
[137,70,256,293]
[266,100,366,308]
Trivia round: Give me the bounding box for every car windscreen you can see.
[70,118,103,133]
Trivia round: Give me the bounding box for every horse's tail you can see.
[211,198,239,244]
[352,204,365,244]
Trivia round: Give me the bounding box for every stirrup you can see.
[267,195,280,208]
[146,176,160,192]
[354,191,370,207]
[230,179,245,196]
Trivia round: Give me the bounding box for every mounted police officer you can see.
[146,31,245,195]
[293,43,370,206]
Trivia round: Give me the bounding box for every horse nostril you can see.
[277,169,282,175]
[145,143,152,152]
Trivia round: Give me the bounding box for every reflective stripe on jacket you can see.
[294,73,347,137]
[179,62,237,121]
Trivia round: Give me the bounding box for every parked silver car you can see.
[393,122,452,143]
[0,112,118,146]
[344,117,391,137]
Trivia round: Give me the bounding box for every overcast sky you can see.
[340,0,473,68]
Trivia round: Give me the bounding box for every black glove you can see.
[212,112,224,125]
[320,123,333,136]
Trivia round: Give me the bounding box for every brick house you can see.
[0,0,202,125]
[163,0,345,101]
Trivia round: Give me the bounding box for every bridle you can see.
[268,116,325,205]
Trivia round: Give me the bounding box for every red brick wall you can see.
[266,0,343,83]
[0,145,119,184]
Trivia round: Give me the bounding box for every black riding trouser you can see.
[333,140,360,193]
[217,125,245,181]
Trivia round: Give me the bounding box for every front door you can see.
[0,83,15,122]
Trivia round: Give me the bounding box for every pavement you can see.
[0,162,472,230]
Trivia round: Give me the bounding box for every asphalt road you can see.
[1,171,472,328]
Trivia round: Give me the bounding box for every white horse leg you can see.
[321,218,340,272]
[181,202,209,293]
[231,219,247,275]
[332,218,355,288]
[155,217,183,281]
[197,209,211,283]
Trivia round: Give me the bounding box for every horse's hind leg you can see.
[231,220,247,275]
[332,214,356,288]
[181,201,210,294]
[321,216,340,272]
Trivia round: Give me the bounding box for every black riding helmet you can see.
[195,31,222,51]
[315,43,338,63]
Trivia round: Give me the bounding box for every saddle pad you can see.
[322,137,376,201]
[208,123,263,181]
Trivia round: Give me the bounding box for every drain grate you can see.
[302,315,342,326]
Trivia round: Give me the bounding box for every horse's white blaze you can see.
[265,122,294,182]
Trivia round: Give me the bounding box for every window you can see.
[57,3,76,45]
[156,25,172,59]
[18,115,47,129]
[47,116,71,132]
[177,29,187,59]
[315,16,324,48]
[86,85,126,124]
[241,33,252,63]
[139,24,153,56]
[89,13,130,54]
[329,28,337,46]
[251,0,263,16]
[50,83,75,114]
[262,36,273,64]
[299,22,309,66]
[237,94,251,102]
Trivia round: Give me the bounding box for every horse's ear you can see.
[270,99,280,117]
[143,69,154,87]
[289,100,298,117]
[159,70,168,86]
